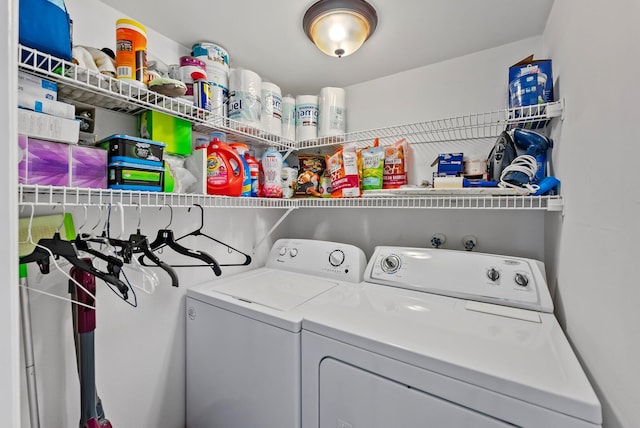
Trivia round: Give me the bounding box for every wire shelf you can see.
[18,45,294,150]
[19,44,562,153]
[18,185,563,211]
[298,100,564,151]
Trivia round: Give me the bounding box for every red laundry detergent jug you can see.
[206,138,243,196]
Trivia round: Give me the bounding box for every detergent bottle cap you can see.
[209,131,226,142]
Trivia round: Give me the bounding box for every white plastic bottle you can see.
[261,147,283,198]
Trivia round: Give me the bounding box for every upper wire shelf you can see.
[18,44,294,150]
[18,185,563,211]
[19,45,563,154]
[297,99,564,151]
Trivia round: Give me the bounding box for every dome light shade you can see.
[303,0,378,58]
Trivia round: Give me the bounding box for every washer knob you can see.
[514,273,529,287]
[487,268,500,282]
[289,248,298,257]
[279,247,287,256]
[329,249,345,267]
[381,255,401,273]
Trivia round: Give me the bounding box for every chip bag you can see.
[383,138,409,188]
[361,139,385,190]
[326,143,360,198]
[295,154,325,197]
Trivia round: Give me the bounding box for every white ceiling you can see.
[99,0,554,96]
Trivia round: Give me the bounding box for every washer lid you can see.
[201,269,339,311]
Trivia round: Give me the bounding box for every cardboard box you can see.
[18,71,57,101]
[18,108,80,144]
[508,55,553,108]
[139,110,192,156]
[70,146,107,188]
[431,153,464,177]
[18,135,69,186]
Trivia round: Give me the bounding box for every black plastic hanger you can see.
[139,204,251,267]
[140,206,222,276]
[20,232,129,299]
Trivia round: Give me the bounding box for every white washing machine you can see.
[186,238,367,428]
[301,246,602,428]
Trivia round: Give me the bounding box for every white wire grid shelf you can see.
[298,100,564,151]
[18,185,563,211]
[18,45,563,153]
[18,45,294,150]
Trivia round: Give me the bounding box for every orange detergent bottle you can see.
[206,138,244,196]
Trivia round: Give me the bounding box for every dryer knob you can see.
[381,255,401,273]
[290,248,299,257]
[279,247,287,256]
[487,268,500,282]
[514,273,529,287]
[329,249,345,266]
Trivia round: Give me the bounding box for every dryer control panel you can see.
[365,246,553,313]
[266,239,368,283]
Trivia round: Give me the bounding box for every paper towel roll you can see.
[228,68,262,130]
[192,42,230,70]
[281,95,296,141]
[295,95,319,141]
[200,58,229,88]
[210,82,228,118]
[260,81,282,137]
[318,87,346,138]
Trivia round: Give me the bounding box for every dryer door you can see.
[319,358,513,428]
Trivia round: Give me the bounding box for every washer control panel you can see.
[366,246,553,313]
[266,239,367,283]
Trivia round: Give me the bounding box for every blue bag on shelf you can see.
[19,0,72,61]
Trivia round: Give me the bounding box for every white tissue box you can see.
[18,108,80,144]
[18,71,58,101]
[18,92,75,119]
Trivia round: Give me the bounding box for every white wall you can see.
[345,37,542,132]
[542,1,640,427]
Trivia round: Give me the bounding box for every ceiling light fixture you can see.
[303,0,378,58]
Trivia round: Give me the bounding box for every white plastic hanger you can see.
[19,203,96,310]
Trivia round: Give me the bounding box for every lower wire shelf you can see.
[18,184,563,211]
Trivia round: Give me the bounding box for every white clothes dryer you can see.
[301,246,602,428]
[186,238,367,428]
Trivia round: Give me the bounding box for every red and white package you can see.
[326,143,361,198]
[383,138,409,188]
